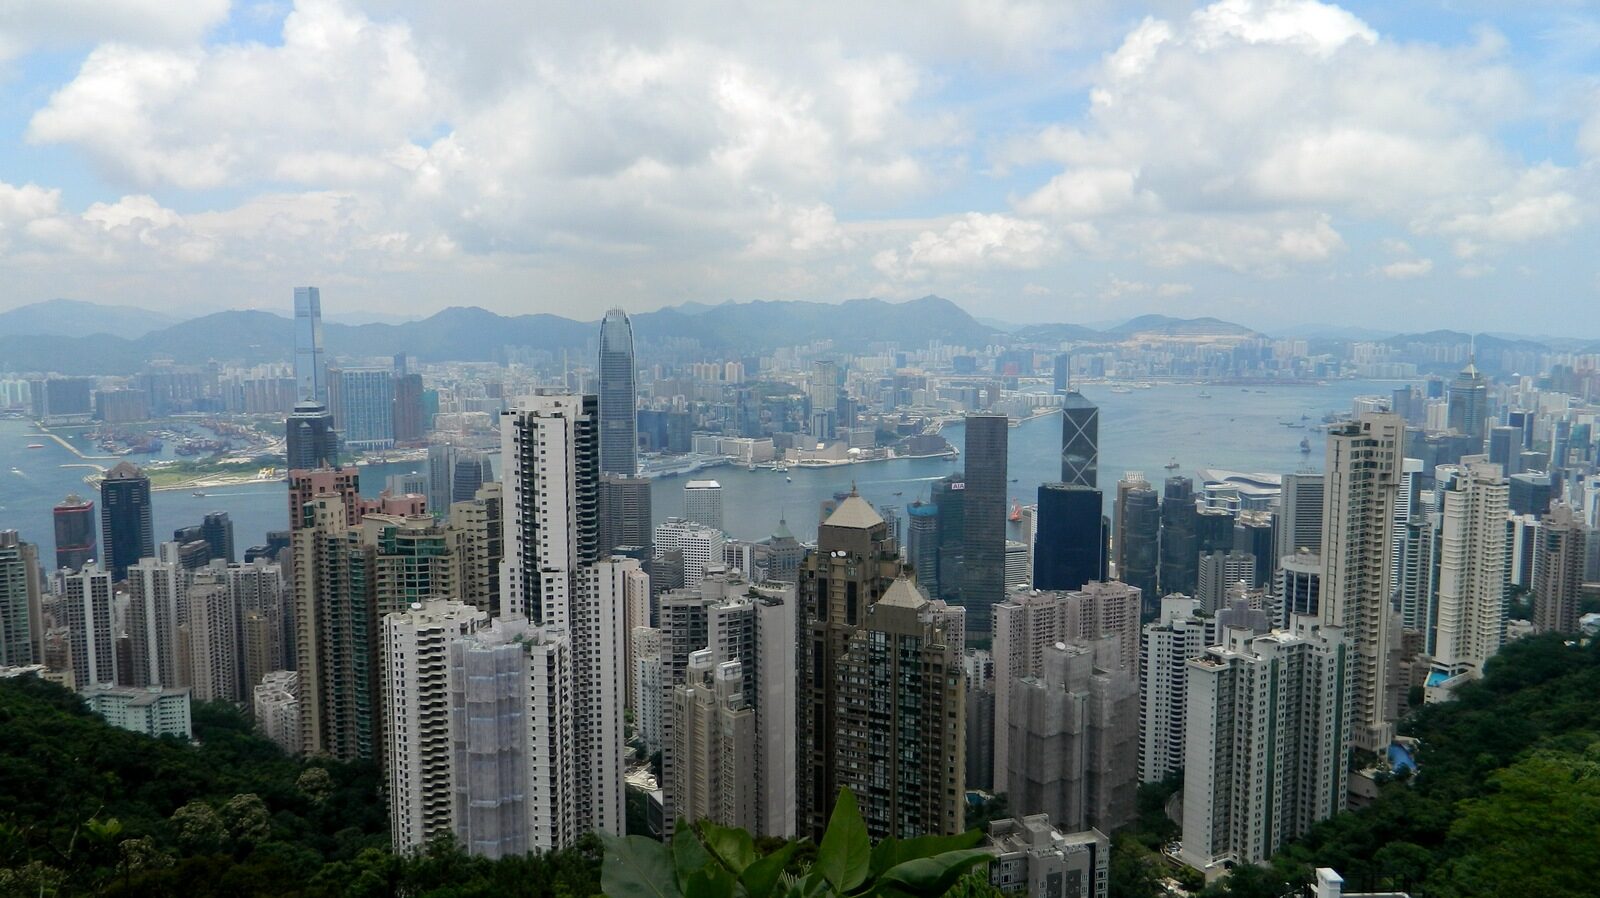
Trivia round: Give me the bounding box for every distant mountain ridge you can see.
[0,299,183,339]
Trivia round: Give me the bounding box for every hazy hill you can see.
[1106,314,1259,337]
[0,299,183,338]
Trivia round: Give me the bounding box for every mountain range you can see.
[0,296,1590,376]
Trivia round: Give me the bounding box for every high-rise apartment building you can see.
[124,557,185,688]
[992,582,1141,792]
[184,567,240,703]
[0,532,43,666]
[598,308,639,476]
[1138,596,1206,784]
[1320,413,1402,751]
[1060,393,1098,488]
[100,461,153,581]
[1115,474,1160,614]
[53,494,96,573]
[1005,637,1137,833]
[447,481,504,616]
[254,670,300,754]
[683,480,724,532]
[1429,459,1508,680]
[382,599,491,853]
[332,368,395,451]
[60,562,116,688]
[653,518,726,587]
[1195,551,1256,613]
[294,286,327,404]
[963,414,1009,636]
[1180,617,1349,872]
[1533,502,1588,633]
[671,652,758,831]
[1034,483,1106,591]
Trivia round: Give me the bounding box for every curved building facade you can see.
[598,308,638,476]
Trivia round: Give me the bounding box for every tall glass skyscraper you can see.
[294,287,327,404]
[598,308,638,476]
[962,414,1009,635]
[286,400,339,471]
[1061,392,1099,488]
[1033,482,1105,590]
[1446,358,1488,446]
[100,461,153,581]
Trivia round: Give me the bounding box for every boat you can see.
[25,443,43,449]
[1164,458,1180,470]
[192,490,207,497]
[773,463,789,474]
[1299,438,1311,454]
[747,463,756,471]
[1008,499,1022,523]
[893,491,903,496]
[785,476,792,483]
[1109,386,1132,394]
[1198,391,1212,399]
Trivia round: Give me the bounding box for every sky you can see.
[0,0,1598,334]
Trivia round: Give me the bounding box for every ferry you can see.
[1299,438,1311,454]
[25,443,44,449]
[192,491,207,497]
[1164,458,1180,470]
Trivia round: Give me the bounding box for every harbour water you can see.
[0,380,1389,561]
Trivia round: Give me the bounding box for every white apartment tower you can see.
[59,562,116,688]
[1430,459,1509,679]
[1179,617,1350,873]
[1138,596,1206,784]
[1320,413,1402,751]
[654,518,727,587]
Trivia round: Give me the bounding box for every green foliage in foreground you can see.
[601,789,995,898]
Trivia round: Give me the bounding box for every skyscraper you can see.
[427,445,458,516]
[1533,502,1588,634]
[1277,472,1325,556]
[1033,483,1106,591]
[53,494,96,573]
[682,479,724,532]
[294,286,327,404]
[392,373,427,444]
[598,474,653,557]
[1446,359,1488,447]
[450,450,489,504]
[1052,354,1071,395]
[1060,393,1099,488]
[333,368,395,451]
[1429,459,1508,679]
[286,401,340,471]
[1158,476,1198,597]
[0,531,43,666]
[598,308,638,476]
[963,414,1009,635]
[1138,596,1206,784]
[1321,413,1403,751]
[202,511,235,564]
[60,561,116,688]
[1114,474,1160,614]
[100,461,153,581]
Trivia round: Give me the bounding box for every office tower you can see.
[1194,506,1235,555]
[1052,354,1072,395]
[184,567,240,702]
[382,599,491,853]
[60,562,116,687]
[1508,471,1553,517]
[1158,477,1198,597]
[201,511,235,564]
[388,471,429,498]
[254,670,301,753]
[596,475,653,560]
[1488,425,1521,476]
[1005,540,1030,588]
[983,817,1109,898]
[448,482,504,616]
[1179,618,1349,872]
[1533,503,1588,633]
[808,360,841,437]
[1195,551,1256,613]
[1278,550,1323,623]
[1060,393,1098,487]
[991,582,1141,790]
[1138,596,1206,784]
[99,461,153,582]
[964,414,1009,636]
[1233,511,1275,587]
[0,532,43,666]
[286,401,340,471]
[906,502,941,595]
[392,373,426,443]
[658,570,795,837]
[499,393,628,842]
[799,497,963,839]
[1115,474,1160,614]
[334,368,395,451]
[1034,483,1106,591]
[653,518,725,587]
[1278,473,1325,556]
[1446,358,1488,446]
[427,445,458,516]
[934,475,967,602]
[1429,460,1508,679]
[763,520,804,584]
[683,479,724,531]
[124,558,185,688]
[53,494,96,573]
[1321,413,1403,751]
[293,286,327,403]
[598,308,639,476]
[1005,637,1137,832]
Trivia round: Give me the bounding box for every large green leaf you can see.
[684,863,739,898]
[601,832,686,898]
[673,823,714,887]
[815,788,872,893]
[699,820,758,874]
[868,830,985,878]
[872,849,994,897]
[738,840,802,898]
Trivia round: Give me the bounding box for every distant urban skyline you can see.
[1,2,1598,332]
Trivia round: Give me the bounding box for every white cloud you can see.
[1379,258,1433,279]
[0,0,229,60]
[874,213,1055,281]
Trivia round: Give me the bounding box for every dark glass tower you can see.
[202,511,235,563]
[962,414,1009,635]
[1060,392,1099,487]
[286,400,340,470]
[450,450,489,504]
[1115,475,1160,615]
[1052,354,1071,395]
[1033,483,1106,590]
[100,461,153,581]
[598,308,638,475]
[53,494,96,573]
[1158,476,1197,597]
[934,474,966,603]
[1446,358,1488,446]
